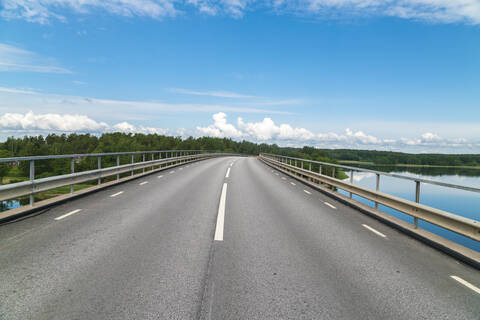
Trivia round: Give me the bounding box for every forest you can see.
[1,133,479,185]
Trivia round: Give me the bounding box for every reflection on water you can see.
[338,166,480,251]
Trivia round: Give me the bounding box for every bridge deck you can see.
[0,157,478,319]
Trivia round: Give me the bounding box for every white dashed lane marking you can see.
[55,209,82,221]
[110,191,123,198]
[362,224,386,238]
[324,202,336,209]
[450,276,480,294]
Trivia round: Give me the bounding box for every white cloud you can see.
[196,112,478,152]
[0,86,290,123]
[0,111,167,135]
[196,112,244,137]
[170,88,258,99]
[1,0,479,24]
[0,43,72,73]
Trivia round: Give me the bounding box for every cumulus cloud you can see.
[196,112,244,138]
[1,0,479,24]
[0,111,167,135]
[197,112,476,151]
[0,43,71,73]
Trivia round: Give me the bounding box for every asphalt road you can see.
[0,156,479,319]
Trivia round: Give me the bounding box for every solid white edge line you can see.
[290,182,296,186]
[362,224,387,238]
[226,167,231,178]
[55,209,82,221]
[110,191,124,197]
[450,275,480,294]
[214,183,228,241]
[324,202,336,209]
[304,190,311,194]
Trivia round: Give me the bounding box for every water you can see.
[337,165,480,252]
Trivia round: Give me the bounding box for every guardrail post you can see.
[375,174,380,209]
[116,155,120,180]
[349,170,354,199]
[97,157,101,185]
[131,155,134,176]
[70,158,75,193]
[332,167,335,179]
[414,181,420,228]
[29,160,35,206]
[151,153,154,171]
[142,153,146,173]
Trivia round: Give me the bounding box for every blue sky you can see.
[0,1,479,153]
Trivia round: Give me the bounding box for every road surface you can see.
[0,157,479,319]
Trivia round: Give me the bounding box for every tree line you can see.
[1,133,478,184]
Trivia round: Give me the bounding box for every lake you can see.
[337,165,480,252]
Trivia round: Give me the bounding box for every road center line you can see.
[179,168,183,170]
[324,202,336,209]
[170,171,175,174]
[281,177,286,180]
[290,182,296,186]
[225,167,231,178]
[274,172,279,175]
[304,190,311,195]
[110,191,124,197]
[158,175,163,178]
[214,183,228,241]
[55,209,82,221]
[450,275,480,294]
[362,224,387,238]
[139,181,149,185]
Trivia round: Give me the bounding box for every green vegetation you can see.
[0,133,347,184]
[317,149,480,167]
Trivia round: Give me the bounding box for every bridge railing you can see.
[259,153,480,243]
[0,150,233,214]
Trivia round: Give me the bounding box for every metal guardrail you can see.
[0,151,234,210]
[260,154,480,242]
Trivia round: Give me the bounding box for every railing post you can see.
[309,162,311,171]
[131,154,134,176]
[332,167,335,178]
[151,153,154,171]
[414,181,420,228]
[375,174,380,209]
[142,153,145,173]
[349,170,354,199]
[29,160,35,206]
[70,158,75,193]
[97,157,101,185]
[116,155,120,180]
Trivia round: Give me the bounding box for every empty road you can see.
[0,157,479,319]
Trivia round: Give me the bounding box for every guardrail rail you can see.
[259,153,480,245]
[0,150,236,219]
